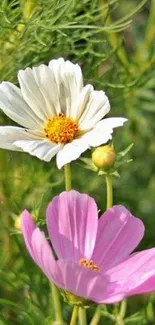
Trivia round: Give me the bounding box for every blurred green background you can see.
[0,0,155,324]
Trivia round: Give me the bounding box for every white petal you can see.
[18,67,55,121]
[49,58,83,118]
[32,64,61,116]
[0,126,59,163]
[56,138,89,169]
[14,139,61,162]
[0,126,38,151]
[0,82,43,129]
[78,90,110,130]
[83,118,127,147]
[75,84,94,121]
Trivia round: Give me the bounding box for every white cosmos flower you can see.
[0,58,127,169]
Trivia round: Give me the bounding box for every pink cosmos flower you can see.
[21,190,155,305]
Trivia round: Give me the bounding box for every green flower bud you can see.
[92,145,116,169]
[14,215,22,230]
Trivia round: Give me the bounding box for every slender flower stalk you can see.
[51,283,64,324]
[52,163,71,321]
[98,0,129,69]
[51,163,72,324]
[146,298,154,323]
[64,163,87,325]
[106,173,127,325]
[78,308,87,325]
[51,164,72,323]
[64,164,87,325]
[116,299,127,325]
[90,306,102,325]
[91,172,113,324]
[105,174,113,209]
[119,299,127,319]
[70,306,79,325]
[64,163,72,191]
[134,0,155,62]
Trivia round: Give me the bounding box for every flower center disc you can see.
[79,258,100,271]
[44,113,78,144]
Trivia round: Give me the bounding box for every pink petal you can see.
[46,190,98,262]
[107,248,155,297]
[92,205,144,271]
[21,210,62,287]
[21,210,36,258]
[57,260,125,304]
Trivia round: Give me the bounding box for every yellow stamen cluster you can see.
[79,258,100,271]
[44,113,78,144]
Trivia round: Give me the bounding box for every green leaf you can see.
[115,159,133,168]
[79,157,98,172]
[117,144,134,160]
[110,170,120,178]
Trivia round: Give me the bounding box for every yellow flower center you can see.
[44,113,78,144]
[79,258,100,271]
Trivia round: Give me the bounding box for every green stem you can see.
[146,298,154,322]
[70,306,79,325]
[116,299,127,325]
[98,0,129,69]
[119,299,127,319]
[145,0,155,38]
[90,175,113,325]
[64,163,72,191]
[135,0,155,62]
[90,306,101,325]
[51,283,64,324]
[78,308,87,325]
[105,174,113,209]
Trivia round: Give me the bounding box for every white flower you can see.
[0,58,127,169]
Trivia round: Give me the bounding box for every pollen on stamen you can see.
[44,113,79,144]
[79,258,100,271]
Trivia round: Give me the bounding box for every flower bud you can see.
[14,215,22,230]
[92,145,116,169]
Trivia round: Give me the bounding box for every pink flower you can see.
[21,190,155,305]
